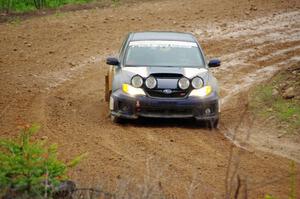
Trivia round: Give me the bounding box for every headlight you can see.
[178,77,190,90]
[131,75,143,88]
[189,85,212,97]
[191,77,204,89]
[122,84,145,96]
[145,76,157,89]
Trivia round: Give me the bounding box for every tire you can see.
[110,114,123,124]
[206,118,219,129]
[196,118,219,129]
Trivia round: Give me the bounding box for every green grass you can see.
[8,16,21,25]
[47,0,93,8]
[111,0,120,6]
[0,0,36,13]
[250,71,300,134]
[0,0,95,13]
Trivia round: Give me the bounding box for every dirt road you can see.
[0,0,300,198]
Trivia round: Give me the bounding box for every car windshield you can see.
[124,40,205,67]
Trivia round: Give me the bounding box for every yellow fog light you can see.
[189,85,212,97]
[122,84,146,96]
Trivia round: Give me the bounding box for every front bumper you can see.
[110,89,219,120]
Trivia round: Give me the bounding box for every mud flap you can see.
[105,66,114,102]
[105,75,110,102]
[105,75,109,102]
[109,96,114,110]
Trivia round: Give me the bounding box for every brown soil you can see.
[0,0,300,198]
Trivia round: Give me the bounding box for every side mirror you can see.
[208,59,221,68]
[106,57,120,66]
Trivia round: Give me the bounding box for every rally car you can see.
[105,32,221,128]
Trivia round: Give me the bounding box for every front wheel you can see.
[206,118,219,129]
[196,118,219,129]
[110,114,123,124]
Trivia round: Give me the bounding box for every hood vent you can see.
[150,73,183,78]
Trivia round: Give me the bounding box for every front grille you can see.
[140,107,193,116]
[144,73,191,98]
[146,89,188,98]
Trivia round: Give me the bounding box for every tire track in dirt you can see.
[195,10,300,162]
[36,10,300,198]
[196,12,300,162]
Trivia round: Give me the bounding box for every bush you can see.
[0,124,83,198]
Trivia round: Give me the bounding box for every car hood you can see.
[122,66,208,79]
[112,66,211,91]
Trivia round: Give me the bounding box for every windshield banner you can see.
[129,40,198,48]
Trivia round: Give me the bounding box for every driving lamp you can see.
[145,76,157,89]
[131,75,143,88]
[191,77,204,89]
[178,77,190,90]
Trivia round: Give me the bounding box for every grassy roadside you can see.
[0,0,155,23]
[249,64,300,135]
[0,0,96,13]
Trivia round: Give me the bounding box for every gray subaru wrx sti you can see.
[105,32,221,128]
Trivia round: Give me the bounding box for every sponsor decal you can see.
[129,40,198,48]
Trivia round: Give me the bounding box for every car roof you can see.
[130,32,197,42]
